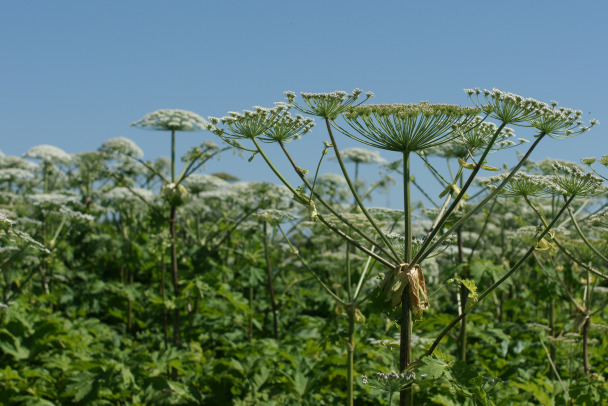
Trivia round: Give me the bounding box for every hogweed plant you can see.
[206,88,598,405]
[130,109,228,357]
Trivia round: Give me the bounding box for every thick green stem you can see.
[171,129,176,182]
[400,152,413,406]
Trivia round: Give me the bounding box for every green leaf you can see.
[417,354,450,380]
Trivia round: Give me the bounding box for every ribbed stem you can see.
[400,152,413,406]
[171,130,176,182]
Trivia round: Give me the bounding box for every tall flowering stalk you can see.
[131,109,217,357]
[336,100,480,405]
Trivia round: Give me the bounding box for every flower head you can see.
[361,369,418,393]
[0,212,15,232]
[24,145,71,164]
[588,207,608,228]
[455,117,524,152]
[0,168,35,182]
[465,88,545,125]
[482,172,555,197]
[103,187,155,205]
[208,104,313,144]
[581,157,597,166]
[99,137,144,158]
[331,147,386,165]
[0,156,39,171]
[339,102,480,153]
[464,88,598,137]
[286,89,373,119]
[260,104,315,143]
[131,109,210,132]
[182,173,228,194]
[551,163,604,197]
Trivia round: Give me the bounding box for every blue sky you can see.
[2,1,607,206]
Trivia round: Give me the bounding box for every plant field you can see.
[1,89,607,405]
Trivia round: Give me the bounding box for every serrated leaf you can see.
[417,354,449,380]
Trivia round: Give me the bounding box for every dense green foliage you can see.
[1,94,607,405]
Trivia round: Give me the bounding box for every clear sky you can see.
[2,1,607,206]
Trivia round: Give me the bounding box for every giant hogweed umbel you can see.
[206,88,598,406]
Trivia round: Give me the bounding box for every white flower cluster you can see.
[59,207,95,222]
[341,102,480,153]
[208,104,293,140]
[131,109,210,132]
[506,226,538,245]
[286,88,373,119]
[8,229,49,253]
[0,156,39,171]
[0,212,15,231]
[583,155,608,168]
[24,145,71,164]
[588,207,608,227]
[464,88,599,137]
[368,207,404,222]
[103,187,155,204]
[551,163,604,197]
[99,137,144,158]
[261,111,315,144]
[182,174,228,194]
[253,209,296,225]
[27,193,80,207]
[452,116,527,153]
[0,168,35,181]
[209,103,315,146]
[333,147,386,164]
[193,181,292,210]
[482,172,556,197]
[581,157,597,165]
